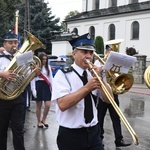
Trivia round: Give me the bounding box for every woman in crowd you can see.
[31,52,53,128]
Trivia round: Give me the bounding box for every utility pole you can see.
[24,0,31,38]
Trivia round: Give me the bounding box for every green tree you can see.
[65,10,79,19]
[0,0,61,54]
[94,36,104,54]
[61,10,79,32]
[0,0,23,43]
[18,0,61,54]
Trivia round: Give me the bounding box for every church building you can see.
[64,0,150,62]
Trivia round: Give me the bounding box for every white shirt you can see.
[0,50,12,71]
[33,65,53,84]
[30,65,53,95]
[52,63,102,129]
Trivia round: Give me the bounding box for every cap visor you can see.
[76,45,95,51]
[4,39,18,41]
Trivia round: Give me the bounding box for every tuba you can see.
[95,39,134,94]
[144,66,150,88]
[0,31,45,100]
[105,39,124,53]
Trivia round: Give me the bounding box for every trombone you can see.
[86,58,139,145]
[94,52,134,94]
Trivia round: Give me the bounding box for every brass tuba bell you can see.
[105,39,124,53]
[0,31,45,100]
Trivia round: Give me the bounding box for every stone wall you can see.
[61,53,147,84]
[132,54,147,84]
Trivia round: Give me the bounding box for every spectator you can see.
[126,47,137,56]
[31,52,53,128]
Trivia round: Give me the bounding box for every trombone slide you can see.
[86,59,139,145]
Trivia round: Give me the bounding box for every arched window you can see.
[131,21,139,39]
[109,0,117,7]
[109,24,115,40]
[130,0,138,4]
[72,28,78,36]
[89,26,95,40]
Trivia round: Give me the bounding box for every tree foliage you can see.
[0,0,61,54]
[61,10,79,32]
[65,11,79,20]
[94,36,104,54]
[18,0,61,54]
[0,0,23,39]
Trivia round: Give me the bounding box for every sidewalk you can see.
[129,83,150,95]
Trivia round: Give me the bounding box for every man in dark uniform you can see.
[0,31,41,150]
[94,45,131,148]
[52,33,114,150]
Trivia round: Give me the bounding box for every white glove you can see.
[32,89,37,98]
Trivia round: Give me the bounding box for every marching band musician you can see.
[51,33,113,150]
[0,31,41,150]
[94,45,131,148]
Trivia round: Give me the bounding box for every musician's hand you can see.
[0,70,16,81]
[90,65,103,77]
[0,47,5,53]
[34,67,41,76]
[84,77,101,91]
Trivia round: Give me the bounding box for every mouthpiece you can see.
[85,59,90,63]
[12,47,18,53]
[13,47,16,50]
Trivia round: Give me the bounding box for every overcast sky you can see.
[45,0,82,22]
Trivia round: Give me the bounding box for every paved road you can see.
[7,84,150,150]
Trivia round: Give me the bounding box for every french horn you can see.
[0,31,45,100]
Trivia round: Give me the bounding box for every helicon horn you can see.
[0,31,45,100]
[105,39,124,52]
[144,66,150,88]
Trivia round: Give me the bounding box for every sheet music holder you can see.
[103,51,137,73]
[16,51,33,66]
